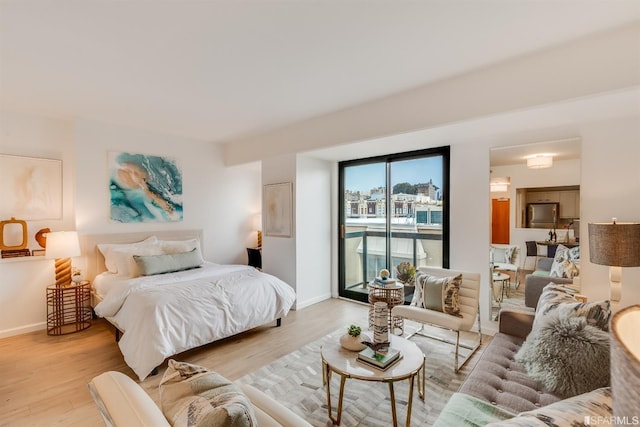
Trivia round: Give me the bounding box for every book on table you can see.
[357,347,401,369]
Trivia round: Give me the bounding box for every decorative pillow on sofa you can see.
[486,387,611,426]
[549,244,580,278]
[535,284,611,331]
[159,360,257,427]
[516,312,610,398]
[415,272,463,317]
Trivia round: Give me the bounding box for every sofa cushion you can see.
[534,284,611,331]
[516,311,610,398]
[458,333,561,414]
[486,387,612,426]
[159,360,257,427]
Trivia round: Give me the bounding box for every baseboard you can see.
[295,293,332,310]
[0,322,46,339]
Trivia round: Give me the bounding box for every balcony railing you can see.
[344,227,443,290]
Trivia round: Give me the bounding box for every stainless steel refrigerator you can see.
[527,203,559,228]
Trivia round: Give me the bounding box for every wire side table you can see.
[368,280,404,335]
[47,281,92,335]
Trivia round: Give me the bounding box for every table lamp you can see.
[46,231,81,287]
[588,220,640,308]
[610,305,640,419]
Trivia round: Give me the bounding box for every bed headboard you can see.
[79,229,204,282]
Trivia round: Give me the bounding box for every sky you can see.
[344,156,443,193]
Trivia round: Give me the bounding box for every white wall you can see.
[73,119,260,264]
[261,154,297,299]
[295,155,332,308]
[0,113,261,337]
[0,111,76,336]
[580,116,640,310]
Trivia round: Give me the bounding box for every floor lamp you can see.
[588,220,640,309]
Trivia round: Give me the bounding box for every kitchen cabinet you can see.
[526,191,559,204]
[559,190,579,218]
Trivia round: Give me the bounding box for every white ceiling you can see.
[1,0,639,146]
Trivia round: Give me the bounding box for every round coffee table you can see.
[492,271,510,302]
[320,334,425,426]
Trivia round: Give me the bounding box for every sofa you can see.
[88,368,312,427]
[433,278,612,426]
[524,257,574,307]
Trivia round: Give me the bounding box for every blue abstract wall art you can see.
[109,152,183,223]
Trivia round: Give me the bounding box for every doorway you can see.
[491,198,510,244]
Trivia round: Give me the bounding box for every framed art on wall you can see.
[108,152,183,223]
[0,154,63,220]
[263,182,292,237]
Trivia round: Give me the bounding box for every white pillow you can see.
[159,239,203,262]
[97,236,158,274]
[112,244,166,277]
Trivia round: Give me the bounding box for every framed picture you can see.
[263,182,292,237]
[0,154,62,220]
[108,152,183,223]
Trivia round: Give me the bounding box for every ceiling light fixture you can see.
[527,155,553,169]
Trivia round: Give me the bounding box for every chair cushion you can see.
[159,360,257,427]
[415,271,463,317]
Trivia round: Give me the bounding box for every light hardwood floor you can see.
[0,298,368,427]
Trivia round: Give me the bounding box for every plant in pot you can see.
[395,261,416,285]
[339,324,366,351]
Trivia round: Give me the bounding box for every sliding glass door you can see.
[338,147,450,303]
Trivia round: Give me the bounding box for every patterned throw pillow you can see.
[415,272,463,317]
[550,244,580,278]
[160,360,257,427]
[534,284,611,331]
[486,387,612,426]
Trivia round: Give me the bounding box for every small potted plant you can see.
[339,324,366,351]
[395,261,416,285]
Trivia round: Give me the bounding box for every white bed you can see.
[80,230,296,381]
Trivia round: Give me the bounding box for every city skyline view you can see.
[344,156,443,194]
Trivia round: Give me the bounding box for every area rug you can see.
[237,323,492,426]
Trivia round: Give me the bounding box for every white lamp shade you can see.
[527,155,553,169]
[45,231,81,259]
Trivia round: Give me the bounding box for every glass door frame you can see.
[338,146,450,303]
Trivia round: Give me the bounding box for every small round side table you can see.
[46,281,92,335]
[368,280,404,334]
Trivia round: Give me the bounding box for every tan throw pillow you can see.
[159,360,257,427]
[416,272,463,317]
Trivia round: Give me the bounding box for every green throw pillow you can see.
[134,248,203,276]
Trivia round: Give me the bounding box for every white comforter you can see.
[93,262,296,380]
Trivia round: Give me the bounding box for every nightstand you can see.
[46,281,92,335]
[247,247,262,269]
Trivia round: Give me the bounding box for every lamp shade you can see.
[588,222,640,267]
[610,305,640,419]
[527,155,553,169]
[45,231,81,259]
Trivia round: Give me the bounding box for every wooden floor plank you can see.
[0,298,367,426]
